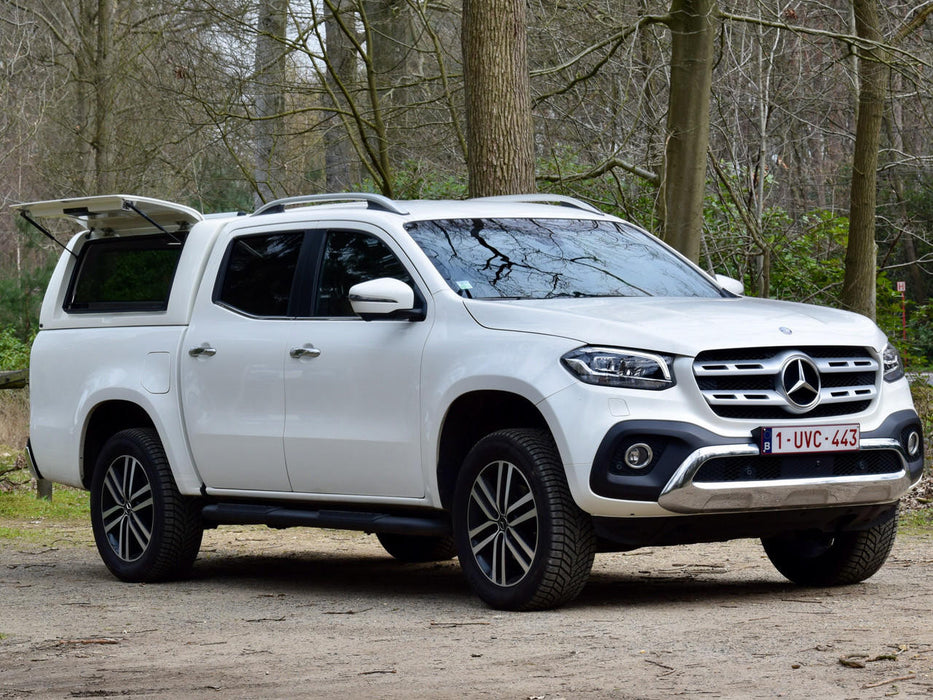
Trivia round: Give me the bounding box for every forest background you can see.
[0,0,932,372]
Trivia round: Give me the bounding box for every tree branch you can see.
[719,10,932,69]
[537,157,660,186]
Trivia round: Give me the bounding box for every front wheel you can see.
[761,508,898,586]
[90,428,203,582]
[453,429,596,611]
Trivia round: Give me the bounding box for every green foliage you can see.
[899,175,933,303]
[0,263,54,343]
[876,274,910,352]
[537,149,660,229]
[358,161,468,201]
[769,210,848,306]
[910,379,933,442]
[0,218,57,342]
[908,304,933,369]
[390,161,468,200]
[0,327,31,370]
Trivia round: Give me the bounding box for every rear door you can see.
[180,226,309,492]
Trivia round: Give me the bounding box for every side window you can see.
[66,233,185,313]
[217,232,304,317]
[315,231,415,317]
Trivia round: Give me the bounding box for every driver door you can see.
[283,228,431,497]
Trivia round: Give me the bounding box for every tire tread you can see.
[92,428,202,583]
[377,532,457,563]
[455,428,596,611]
[762,508,898,587]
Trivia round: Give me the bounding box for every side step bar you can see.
[201,503,451,537]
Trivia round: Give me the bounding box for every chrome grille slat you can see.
[693,346,878,419]
[814,357,879,373]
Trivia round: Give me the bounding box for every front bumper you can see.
[590,410,923,515]
[657,437,914,513]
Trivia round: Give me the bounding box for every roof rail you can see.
[472,194,604,215]
[252,193,409,216]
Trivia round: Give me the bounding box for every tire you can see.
[761,508,898,586]
[90,428,203,582]
[452,429,596,611]
[376,533,457,563]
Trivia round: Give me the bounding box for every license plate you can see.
[761,424,860,455]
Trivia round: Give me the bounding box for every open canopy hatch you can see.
[13,195,202,234]
[12,195,203,256]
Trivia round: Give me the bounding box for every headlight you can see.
[561,347,675,390]
[882,343,904,382]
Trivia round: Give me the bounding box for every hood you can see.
[463,296,887,357]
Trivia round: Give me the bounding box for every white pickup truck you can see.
[14,193,924,610]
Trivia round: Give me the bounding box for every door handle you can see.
[188,344,217,357]
[289,345,322,359]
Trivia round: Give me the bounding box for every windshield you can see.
[405,218,722,299]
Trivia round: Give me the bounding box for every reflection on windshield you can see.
[406,218,721,299]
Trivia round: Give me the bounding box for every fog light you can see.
[624,443,654,469]
[907,430,921,458]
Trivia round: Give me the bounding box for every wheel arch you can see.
[81,400,156,489]
[435,390,551,510]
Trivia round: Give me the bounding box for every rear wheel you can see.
[761,508,898,586]
[377,533,457,562]
[453,429,595,611]
[90,428,202,582]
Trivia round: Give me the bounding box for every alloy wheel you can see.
[466,459,539,587]
[100,455,155,562]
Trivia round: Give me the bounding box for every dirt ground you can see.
[1,521,932,699]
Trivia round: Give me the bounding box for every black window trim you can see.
[305,227,427,320]
[211,229,313,319]
[209,226,428,321]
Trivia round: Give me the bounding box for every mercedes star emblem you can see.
[779,355,821,413]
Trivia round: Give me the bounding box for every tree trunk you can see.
[253,0,288,206]
[841,0,887,320]
[74,0,97,194]
[883,71,924,300]
[660,0,717,263]
[462,0,535,197]
[94,0,115,193]
[363,0,426,164]
[324,0,358,191]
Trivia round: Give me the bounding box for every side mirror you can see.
[715,274,744,296]
[349,278,420,320]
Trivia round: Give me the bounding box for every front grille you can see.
[693,346,878,420]
[693,451,902,483]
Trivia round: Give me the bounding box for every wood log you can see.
[0,370,28,389]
